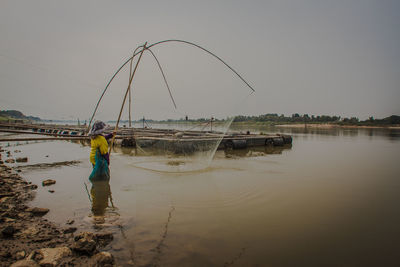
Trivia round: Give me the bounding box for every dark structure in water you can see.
[0,121,292,154]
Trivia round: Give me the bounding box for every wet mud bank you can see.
[0,160,115,266]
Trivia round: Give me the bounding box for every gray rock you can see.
[72,232,97,255]
[3,217,16,223]
[2,225,16,237]
[24,184,38,190]
[30,247,72,267]
[10,259,40,267]
[42,179,56,186]
[15,250,26,260]
[17,212,31,219]
[66,219,74,225]
[63,227,77,234]
[95,232,114,247]
[89,252,114,267]
[16,157,28,163]
[19,226,39,238]
[25,207,49,216]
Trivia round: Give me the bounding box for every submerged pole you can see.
[109,42,148,154]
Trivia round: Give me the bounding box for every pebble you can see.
[89,251,114,267]
[72,232,97,255]
[24,184,38,190]
[15,250,26,260]
[15,157,28,163]
[1,225,16,237]
[42,179,56,186]
[25,207,50,216]
[63,227,77,234]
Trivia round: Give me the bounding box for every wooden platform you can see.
[0,122,292,151]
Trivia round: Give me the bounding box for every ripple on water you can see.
[130,158,212,173]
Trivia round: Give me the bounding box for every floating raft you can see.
[0,122,292,152]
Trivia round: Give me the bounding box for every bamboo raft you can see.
[0,122,292,152]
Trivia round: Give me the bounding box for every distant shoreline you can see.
[274,123,400,129]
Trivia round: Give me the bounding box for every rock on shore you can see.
[42,179,56,186]
[0,160,115,266]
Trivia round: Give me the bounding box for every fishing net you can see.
[120,44,253,172]
[90,40,255,172]
[130,120,233,172]
[89,149,110,181]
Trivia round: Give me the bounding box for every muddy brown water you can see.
[1,126,400,266]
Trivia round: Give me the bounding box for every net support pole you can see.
[128,52,134,128]
[109,42,147,155]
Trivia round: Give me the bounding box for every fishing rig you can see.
[86,39,256,153]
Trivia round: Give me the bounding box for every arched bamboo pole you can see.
[108,42,147,154]
[87,39,255,131]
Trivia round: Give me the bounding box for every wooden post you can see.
[109,42,147,154]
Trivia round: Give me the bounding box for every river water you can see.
[2,126,400,266]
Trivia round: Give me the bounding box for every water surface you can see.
[2,126,399,266]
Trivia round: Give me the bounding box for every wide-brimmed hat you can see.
[89,120,106,136]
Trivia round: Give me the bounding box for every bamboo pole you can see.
[88,39,255,132]
[0,136,127,142]
[128,53,134,128]
[128,84,132,128]
[0,137,89,142]
[109,42,147,154]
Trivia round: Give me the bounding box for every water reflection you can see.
[91,180,112,216]
[274,126,400,140]
[88,177,118,227]
[17,124,400,266]
[224,144,292,158]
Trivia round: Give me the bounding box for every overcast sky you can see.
[1,0,399,121]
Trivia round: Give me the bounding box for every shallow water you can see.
[1,126,400,266]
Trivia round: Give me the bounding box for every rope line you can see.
[146,48,177,109]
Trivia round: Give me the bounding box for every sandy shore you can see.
[0,148,115,266]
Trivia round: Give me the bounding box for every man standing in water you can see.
[88,121,114,180]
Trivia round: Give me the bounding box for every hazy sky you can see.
[1,0,399,121]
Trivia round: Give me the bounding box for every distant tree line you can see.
[355,115,400,126]
[233,113,400,125]
[2,108,399,127]
[0,109,41,121]
[145,113,399,126]
[233,113,342,123]
[232,113,400,126]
